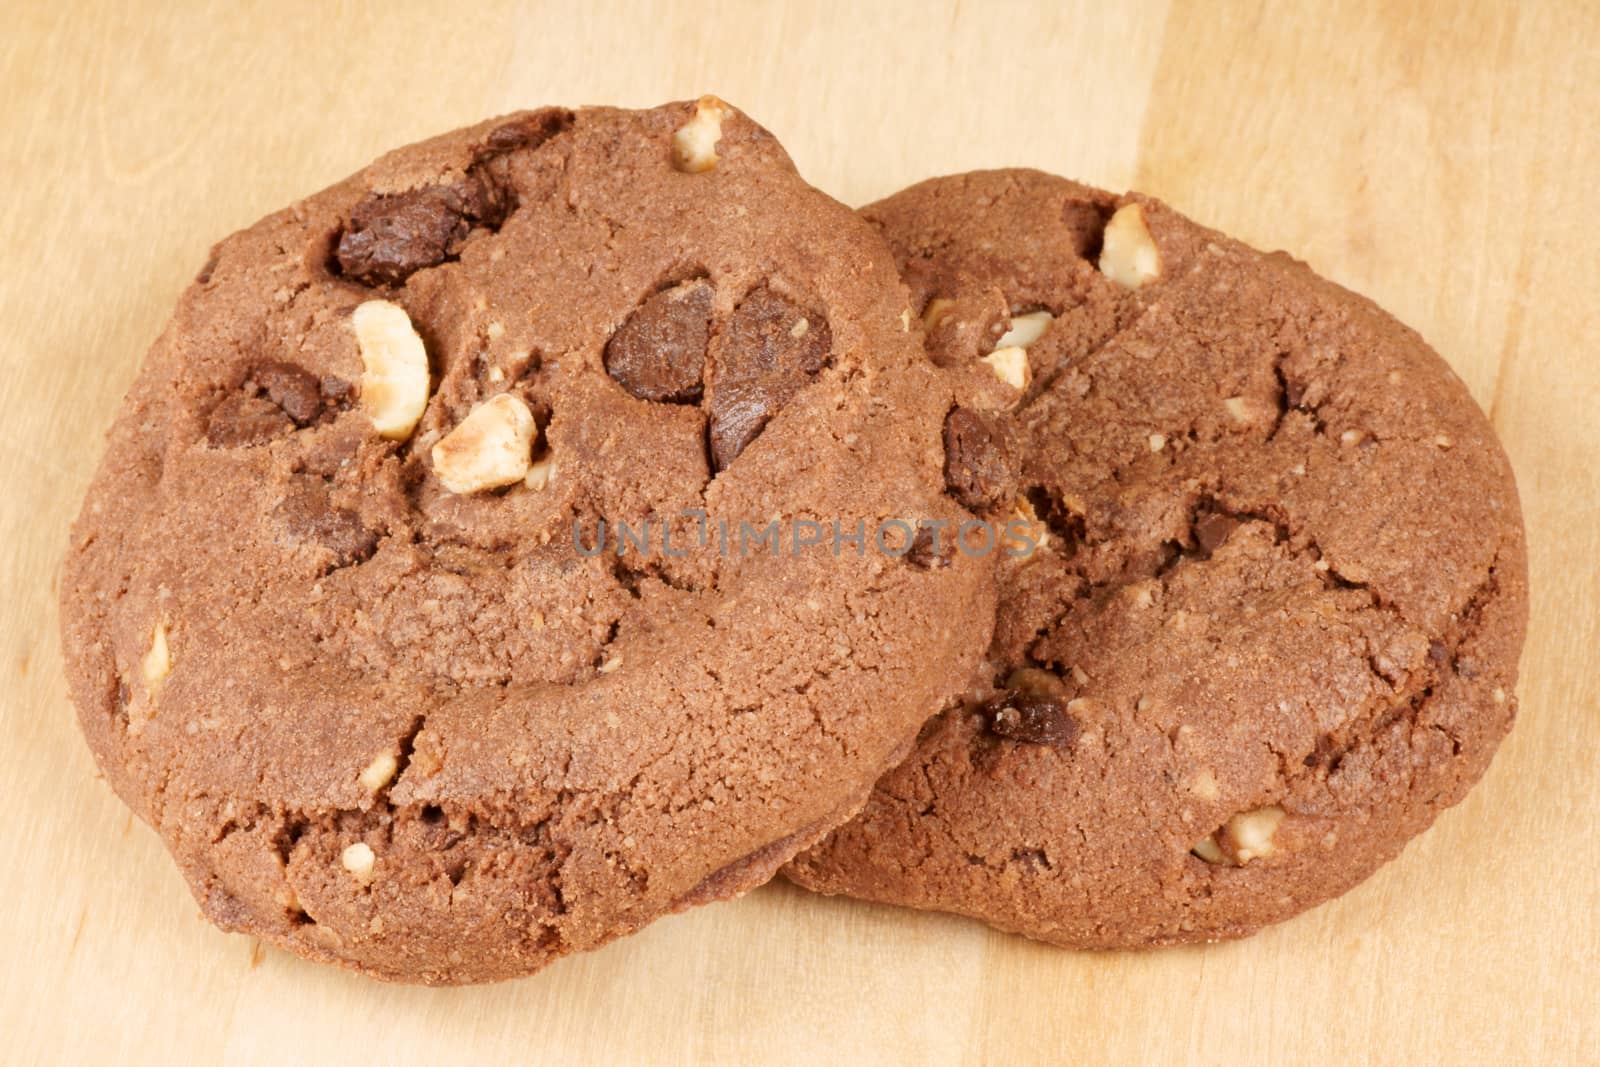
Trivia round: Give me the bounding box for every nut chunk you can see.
[141,621,171,689]
[672,96,730,173]
[1098,202,1161,289]
[432,393,537,494]
[352,300,431,440]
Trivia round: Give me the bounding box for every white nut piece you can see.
[1188,767,1221,801]
[672,95,730,173]
[352,300,430,440]
[1099,202,1161,289]
[1002,495,1048,559]
[431,393,537,494]
[341,841,376,885]
[359,750,399,793]
[1192,805,1286,865]
[141,621,171,689]
[994,310,1054,349]
[921,297,955,331]
[1223,805,1286,862]
[524,453,555,492]
[980,346,1031,392]
[1223,395,1275,427]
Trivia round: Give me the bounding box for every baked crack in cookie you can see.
[60,100,993,983]
[785,170,1528,946]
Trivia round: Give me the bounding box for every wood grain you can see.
[1,1,1595,1063]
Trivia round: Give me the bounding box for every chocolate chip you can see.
[707,285,831,470]
[1193,511,1240,556]
[906,526,954,570]
[984,688,1080,747]
[943,408,1017,510]
[253,361,323,426]
[923,286,1009,367]
[604,280,713,403]
[205,394,294,447]
[279,481,378,569]
[481,108,573,154]
[333,171,511,287]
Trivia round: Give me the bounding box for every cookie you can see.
[785,170,1528,946]
[60,100,993,983]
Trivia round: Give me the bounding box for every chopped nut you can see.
[431,393,537,494]
[672,96,729,173]
[1224,805,1285,861]
[1148,433,1167,452]
[1191,836,1226,864]
[1434,434,1454,449]
[352,300,430,440]
[141,621,171,689]
[524,453,555,491]
[359,750,399,792]
[980,346,1030,392]
[1098,203,1161,288]
[994,310,1053,349]
[1001,495,1047,559]
[1188,768,1220,801]
[899,308,912,331]
[598,653,623,674]
[921,297,955,331]
[1340,429,1365,447]
[341,841,376,885]
[1193,805,1286,865]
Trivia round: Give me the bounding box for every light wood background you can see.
[2,2,1595,1064]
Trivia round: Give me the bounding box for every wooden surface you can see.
[2,2,1596,1063]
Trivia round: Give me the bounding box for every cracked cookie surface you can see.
[784,170,1528,946]
[60,101,992,983]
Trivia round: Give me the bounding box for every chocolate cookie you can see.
[786,170,1528,946]
[60,100,993,983]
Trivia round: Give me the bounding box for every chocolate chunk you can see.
[205,393,294,447]
[604,280,713,402]
[334,172,510,287]
[1193,511,1240,556]
[943,408,1017,510]
[983,679,1080,747]
[906,526,954,570]
[279,481,378,569]
[482,108,573,153]
[923,286,1010,367]
[195,248,220,285]
[707,285,831,470]
[253,361,323,426]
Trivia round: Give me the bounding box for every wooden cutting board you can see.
[2,2,1595,1063]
